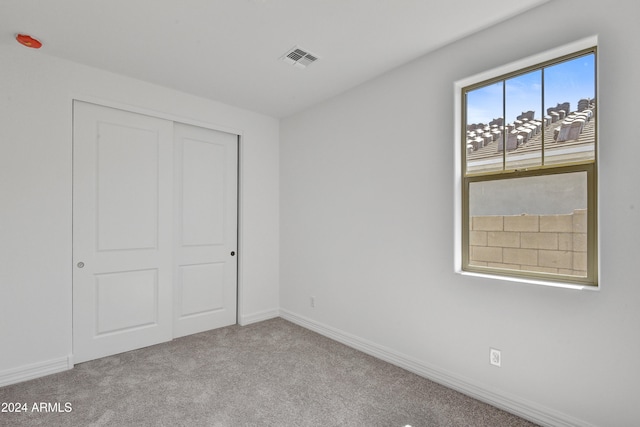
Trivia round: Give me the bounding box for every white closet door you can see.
[173,123,237,338]
[73,101,174,364]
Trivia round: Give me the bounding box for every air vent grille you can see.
[281,46,319,69]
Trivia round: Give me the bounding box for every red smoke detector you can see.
[16,34,42,49]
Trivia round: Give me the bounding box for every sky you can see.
[466,53,595,125]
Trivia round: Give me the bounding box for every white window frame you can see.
[453,36,600,291]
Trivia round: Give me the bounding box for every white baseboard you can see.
[279,309,594,427]
[239,308,280,326]
[0,355,73,387]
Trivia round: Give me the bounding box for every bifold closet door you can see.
[173,123,237,338]
[73,101,174,364]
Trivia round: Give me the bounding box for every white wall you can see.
[280,1,640,426]
[0,45,279,380]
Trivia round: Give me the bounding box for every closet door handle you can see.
[77,262,85,268]
[230,251,236,256]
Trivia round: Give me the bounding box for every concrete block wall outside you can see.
[469,210,588,276]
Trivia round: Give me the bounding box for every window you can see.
[459,46,598,288]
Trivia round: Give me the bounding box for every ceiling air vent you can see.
[280,46,319,69]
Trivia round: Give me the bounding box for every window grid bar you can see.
[502,80,506,170]
[541,67,545,167]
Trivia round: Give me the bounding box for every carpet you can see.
[0,318,538,426]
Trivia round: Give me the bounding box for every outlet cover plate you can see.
[490,348,501,367]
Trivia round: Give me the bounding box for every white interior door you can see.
[73,101,174,364]
[173,123,238,338]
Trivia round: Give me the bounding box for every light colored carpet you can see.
[0,318,538,426]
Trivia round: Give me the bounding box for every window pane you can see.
[544,53,596,166]
[468,172,587,278]
[505,70,543,170]
[465,82,503,174]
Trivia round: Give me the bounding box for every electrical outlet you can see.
[310,296,315,308]
[490,348,501,367]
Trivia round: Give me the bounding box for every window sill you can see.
[457,269,599,291]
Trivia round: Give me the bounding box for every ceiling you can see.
[1,0,549,118]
